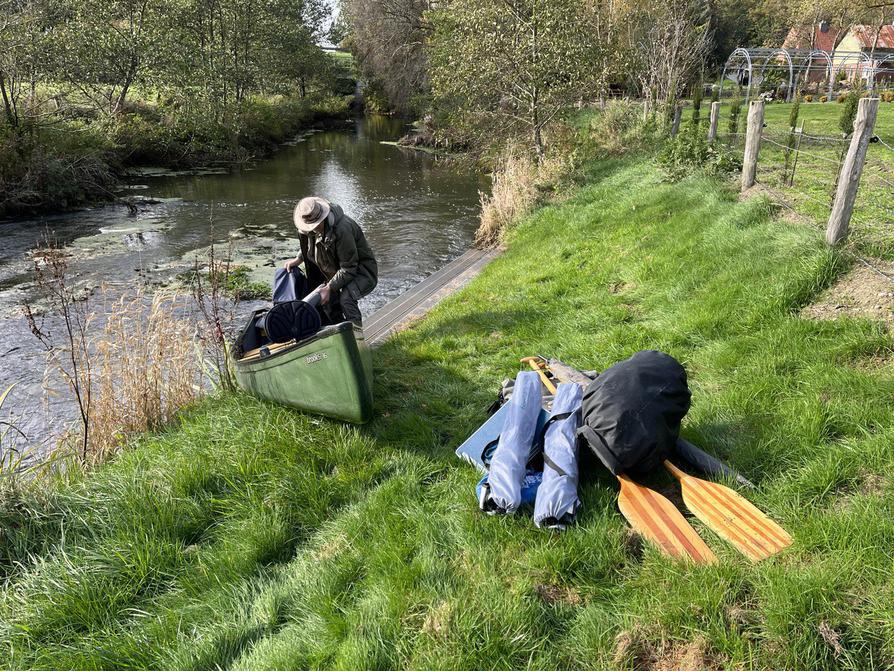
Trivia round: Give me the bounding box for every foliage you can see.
[209,265,270,301]
[691,82,704,128]
[728,96,742,134]
[583,98,661,154]
[340,0,429,115]
[626,0,712,106]
[0,0,350,217]
[788,97,801,129]
[659,125,742,180]
[839,90,860,136]
[427,0,605,158]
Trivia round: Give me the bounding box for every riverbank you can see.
[4,152,894,668]
[0,92,354,221]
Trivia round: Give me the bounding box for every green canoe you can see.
[232,311,374,424]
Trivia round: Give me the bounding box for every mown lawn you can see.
[3,157,894,670]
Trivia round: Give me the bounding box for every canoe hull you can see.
[233,317,373,424]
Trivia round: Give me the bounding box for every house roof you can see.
[782,24,841,52]
[848,25,894,50]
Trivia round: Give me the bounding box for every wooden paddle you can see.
[520,357,716,564]
[539,358,792,562]
[240,339,296,362]
[616,474,717,563]
[663,460,792,562]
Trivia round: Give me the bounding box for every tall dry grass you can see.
[475,147,539,247]
[475,134,579,247]
[87,290,203,463]
[23,230,240,471]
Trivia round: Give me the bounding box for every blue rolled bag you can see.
[272,267,309,303]
[478,371,543,514]
[533,382,583,530]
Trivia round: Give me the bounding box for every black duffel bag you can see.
[578,350,691,476]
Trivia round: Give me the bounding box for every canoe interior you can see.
[232,309,374,424]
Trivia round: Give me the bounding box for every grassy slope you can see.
[4,158,894,670]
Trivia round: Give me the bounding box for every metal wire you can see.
[761,136,844,165]
[752,183,828,227]
[856,200,894,221]
[875,136,894,153]
[799,132,850,144]
[863,171,894,191]
[856,256,894,284]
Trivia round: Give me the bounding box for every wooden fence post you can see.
[707,101,720,142]
[741,100,765,191]
[826,97,879,246]
[670,104,682,137]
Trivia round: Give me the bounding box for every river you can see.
[0,116,486,455]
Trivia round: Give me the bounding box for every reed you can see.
[476,147,540,246]
[87,290,203,463]
[25,245,204,467]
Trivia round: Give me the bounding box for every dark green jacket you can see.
[299,203,378,294]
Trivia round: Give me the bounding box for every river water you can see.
[0,116,485,453]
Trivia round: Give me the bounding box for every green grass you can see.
[4,156,894,669]
[684,100,894,259]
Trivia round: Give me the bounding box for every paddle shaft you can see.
[521,357,557,394]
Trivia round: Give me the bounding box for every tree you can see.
[427,0,606,158]
[341,0,430,114]
[0,0,55,129]
[625,0,712,106]
[52,0,165,115]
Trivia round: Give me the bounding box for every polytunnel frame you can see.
[720,47,879,104]
[720,47,795,104]
[869,53,894,89]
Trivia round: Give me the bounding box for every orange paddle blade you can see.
[663,461,792,562]
[616,474,717,564]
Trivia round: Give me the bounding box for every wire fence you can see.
[723,103,894,254]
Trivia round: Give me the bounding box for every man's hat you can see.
[294,197,331,233]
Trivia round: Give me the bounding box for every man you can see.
[284,196,378,325]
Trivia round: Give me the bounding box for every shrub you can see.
[882,90,894,103]
[804,94,814,103]
[820,95,828,103]
[839,91,860,136]
[728,97,742,135]
[691,83,703,127]
[788,98,801,130]
[584,98,657,154]
[658,126,742,181]
[837,93,848,103]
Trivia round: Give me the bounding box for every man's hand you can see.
[319,284,331,305]
[284,257,300,271]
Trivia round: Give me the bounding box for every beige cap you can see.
[294,197,331,233]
